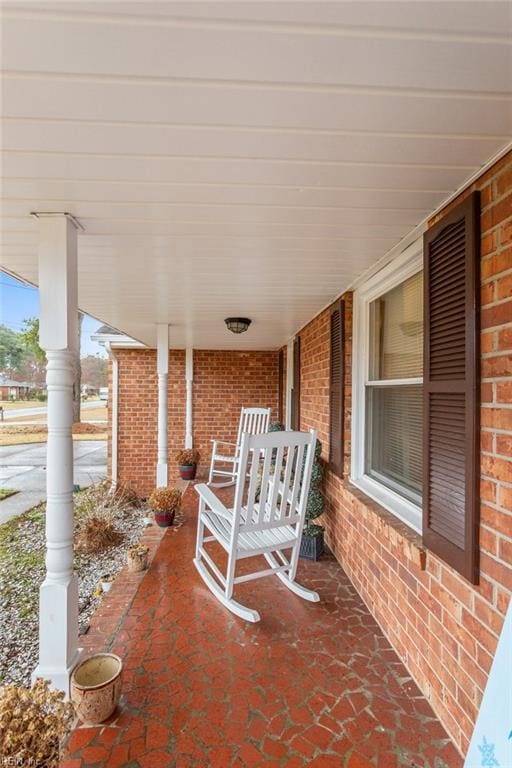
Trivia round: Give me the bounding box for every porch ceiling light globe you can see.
[225,317,251,334]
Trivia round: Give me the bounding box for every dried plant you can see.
[148,487,182,513]
[75,516,122,554]
[128,544,149,557]
[74,481,130,554]
[0,678,74,767]
[175,448,200,465]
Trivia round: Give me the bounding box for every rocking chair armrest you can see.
[210,439,237,449]
[195,483,232,521]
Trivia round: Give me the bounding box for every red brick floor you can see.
[61,486,463,768]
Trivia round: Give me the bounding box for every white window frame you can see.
[351,238,423,533]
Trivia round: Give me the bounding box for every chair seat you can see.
[202,508,297,553]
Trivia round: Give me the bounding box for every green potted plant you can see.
[300,438,325,561]
[148,487,182,527]
[175,448,200,480]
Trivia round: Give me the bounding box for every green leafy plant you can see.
[303,438,325,537]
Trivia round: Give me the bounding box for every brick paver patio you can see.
[60,485,463,767]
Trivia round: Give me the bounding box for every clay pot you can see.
[71,653,123,725]
[127,545,149,572]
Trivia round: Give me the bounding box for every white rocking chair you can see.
[208,406,271,488]
[194,428,319,622]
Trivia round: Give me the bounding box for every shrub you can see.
[303,438,325,537]
[74,481,135,554]
[175,448,200,465]
[148,487,182,514]
[0,678,74,767]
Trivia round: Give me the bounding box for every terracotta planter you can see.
[71,653,123,725]
[154,509,175,527]
[127,546,149,572]
[179,463,197,480]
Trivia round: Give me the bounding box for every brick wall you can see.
[113,349,185,496]
[192,350,278,468]
[297,152,512,755]
[112,349,278,496]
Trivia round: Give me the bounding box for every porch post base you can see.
[32,574,83,696]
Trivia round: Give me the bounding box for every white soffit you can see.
[0,1,511,349]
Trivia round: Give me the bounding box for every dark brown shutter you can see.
[291,336,301,430]
[423,191,480,584]
[329,299,345,477]
[278,349,284,424]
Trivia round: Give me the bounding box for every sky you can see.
[0,271,107,358]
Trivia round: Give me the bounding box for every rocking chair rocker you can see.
[208,406,271,488]
[194,428,319,622]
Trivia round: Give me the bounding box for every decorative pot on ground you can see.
[148,487,182,528]
[100,573,114,592]
[300,528,325,561]
[299,438,326,562]
[126,544,149,572]
[175,448,200,480]
[70,653,123,725]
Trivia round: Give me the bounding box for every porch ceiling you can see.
[1,2,511,349]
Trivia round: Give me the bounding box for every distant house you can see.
[0,377,32,400]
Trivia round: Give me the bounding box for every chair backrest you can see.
[232,429,317,536]
[235,407,271,450]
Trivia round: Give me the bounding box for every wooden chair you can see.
[208,406,271,488]
[194,428,319,622]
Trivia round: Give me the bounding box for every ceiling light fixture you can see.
[225,317,252,334]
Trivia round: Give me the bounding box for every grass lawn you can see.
[8,405,107,424]
[0,424,107,446]
[0,489,17,501]
[0,399,45,411]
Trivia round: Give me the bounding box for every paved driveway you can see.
[0,440,107,524]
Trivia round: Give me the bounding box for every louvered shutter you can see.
[329,299,344,477]
[291,336,301,430]
[278,349,284,423]
[423,192,480,583]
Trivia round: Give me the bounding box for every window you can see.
[352,242,423,531]
[365,272,423,504]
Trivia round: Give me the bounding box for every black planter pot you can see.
[300,530,325,561]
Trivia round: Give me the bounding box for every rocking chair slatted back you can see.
[233,429,316,534]
[235,407,271,455]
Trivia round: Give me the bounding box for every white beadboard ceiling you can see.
[1,1,511,349]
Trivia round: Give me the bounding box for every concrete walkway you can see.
[0,440,107,524]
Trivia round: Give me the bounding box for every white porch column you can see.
[185,347,193,449]
[156,324,169,486]
[33,214,82,693]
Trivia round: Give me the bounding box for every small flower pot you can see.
[154,509,175,527]
[71,653,123,725]
[179,463,197,480]
[300,530,325,561]
[127,545,149,572]
[100,574,114,592]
